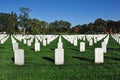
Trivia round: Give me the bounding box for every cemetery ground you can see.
[0,35,120,80]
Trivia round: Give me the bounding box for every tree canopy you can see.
[0,7,120,34]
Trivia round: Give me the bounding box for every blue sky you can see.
[0,0,120,26]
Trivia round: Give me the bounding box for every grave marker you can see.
[95,48,104,63]
[14,49,24,65]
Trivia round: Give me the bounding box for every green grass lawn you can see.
[0,35,120,80]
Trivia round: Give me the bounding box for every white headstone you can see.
[43,39,46,46]
[119,39,120,44]
[55,48,64,65]
[27,40,31,46]
[47,38,50,44]
[73,38,77,46]
[83,36,86,41]
[35,42,40,51]
[13,42,18,52]
[89,39,93,46]
[14,49,24,65]
[102,42,107,53]
[95,48,104,63]
[94,38,97,43]
[23,39,27,44]
[1,40,4,44]
[80,42,85,52]
[58,42,63,49]
[70,38,73,44]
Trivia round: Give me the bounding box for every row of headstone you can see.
[86,34,107,46]
[104,34,110,45]
[62,34,107,47]
[94,35,109,63]
[35,35,58,46]
[62,35,79,46]
[11,35,24,65]
[11,34,110,65]
[34,37,40,51]
[55,36,64,65]
[13,35,22,42]
[13,35,59,53]
[111,34,120,45]
[0,34,9,44]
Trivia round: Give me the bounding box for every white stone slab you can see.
[14,49,24,65]
[102,42,107,53]
[94,38,97,43]
[13,42,18,52]
[23,39,27,44]
[80,42,85,52]
[89,39,93,46]
[55,48,64,65]
[27,40,31,46]
[43,39,46,46]
[95,48,104,63]
[58,42,63,49]
[73,39,77,46]
[35,42,40,51]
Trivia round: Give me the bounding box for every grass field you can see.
[0,35,120,80]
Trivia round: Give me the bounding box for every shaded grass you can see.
[0,35,120,80]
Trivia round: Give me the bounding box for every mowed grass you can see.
[0,35,120,80]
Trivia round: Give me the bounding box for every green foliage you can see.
[85,31,96,34]
[0,12,17,34]
[31,26,40,34]
[49,20,71,34]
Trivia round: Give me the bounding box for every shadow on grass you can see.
[30,48,35,51]
[107,48,120,51]
[51,48,55,51]
[69,48,79,52]
[11,57,14,62]
[72,56,93,62]
[105,56,120,61]
[42,57,54,63]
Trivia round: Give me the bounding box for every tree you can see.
[72,25,81,33]
[48,20,71,34]
[40,21,48,34]
[0,12,17,34]
[18,7,31,34]
[30,18,41,34]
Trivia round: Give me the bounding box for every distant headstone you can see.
[89,39,93,46]
[35,42,40,51]
[94,38,97,43]
[1,40,4,44]
[83,36,86,41]
[47,38,50,44]
[13,42,18,52]
[80,42,85,52]
[23,39,27,44]
[95,48,104,63]
[27,40,31,46]
[14,49,24,65]
[58,42,63,49]
[73,38,77,46]
[43,39,46,46]
[119,39,120,44]
[102,42,107,53]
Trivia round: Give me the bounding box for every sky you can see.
[0,0,120,26]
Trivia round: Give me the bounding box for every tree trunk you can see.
[23,28,26,35]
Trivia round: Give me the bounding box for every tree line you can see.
[0,7,120,34]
